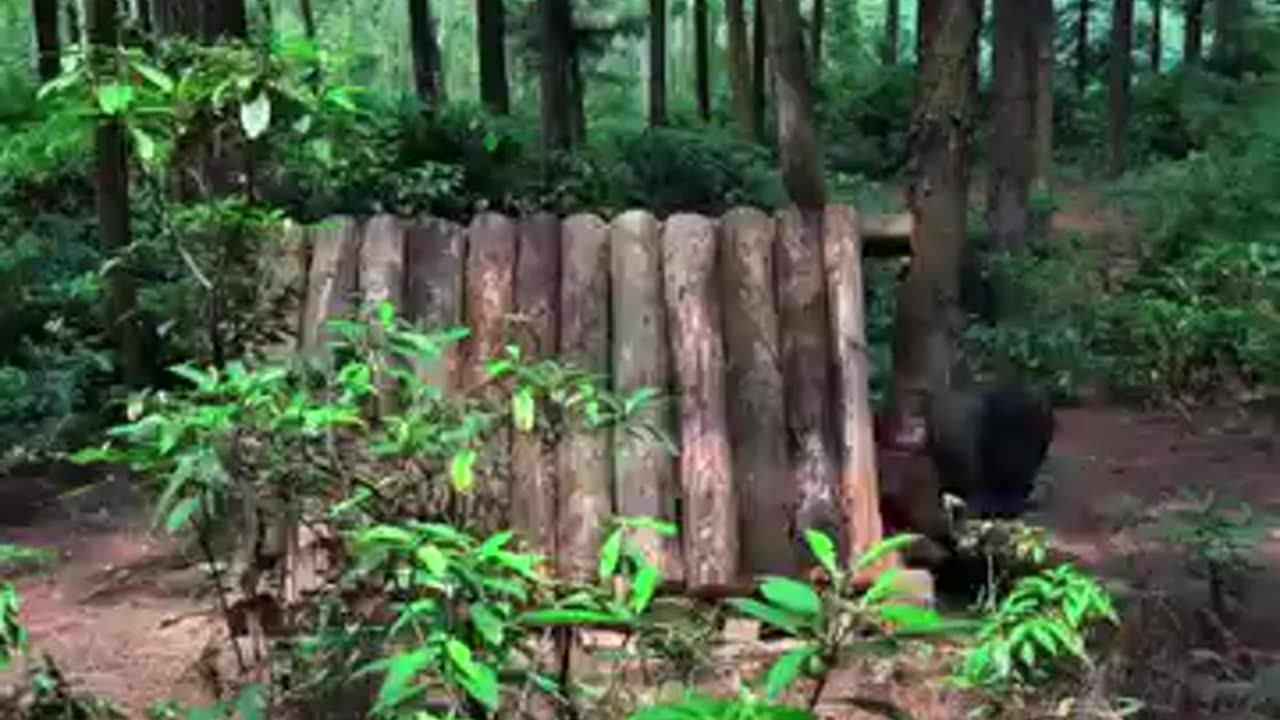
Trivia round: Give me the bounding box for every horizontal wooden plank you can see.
[860,212,913,257]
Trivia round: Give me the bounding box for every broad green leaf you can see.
[96,83,135,115]
[519,608,630,626]
[129,59,174,93]
[860,567,906,607]
[415,545,448,576]
[852,533,920,575]
[764,645,815,698]
[876,603,944,635]
[372,648,432,713]
[804,530,839,579]
[129,125,158,164]
[759,577,822,617]
[630,563,660,614]
[512,387,536,432]
[725,598,805,634]
[451,449,477,493]
[446,639,500,710]
[598,530,623,581]
[469,603,505,646]
[231,683,267,720]
[616,516,679,536]
[356,525,416,548]
[166,496,201,533]
[240,93,272,140]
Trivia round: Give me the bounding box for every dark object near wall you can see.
[925,381,1055,519]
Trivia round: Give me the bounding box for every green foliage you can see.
[955,564,1119,700]
[8,656,128,720]
[727,532,959,714]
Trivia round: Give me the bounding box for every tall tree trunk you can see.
[765,0,825,209]
[751,0,767,142]
[540,0,576,152]
[649,0,668,125]
[1107,0,1132,177]
[1184,0,1203,65]
[726,0,754,138]
[890,0,981,447]
[299,0,316,38]
[1075,0,1089,91]
[988,0,1036,250]
[153,0,247,40]
[65,0,81,47]
[88,0,145,386]
[408,0,443,107]
[882,0,900,65]
[1150,0,1162,72]
[136,0,153,34]
[32,0,61,82]
[1033,0,1055,187]
[1212,0,1244,77]
[694,0,711,121]
[477,0,510,114]
[811,0,825,73]
[569,38,586,143]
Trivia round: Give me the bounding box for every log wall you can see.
[292,208,911,588]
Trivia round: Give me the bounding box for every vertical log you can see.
[822,206,888,577]
[463,213,518,389]
[557,214,613,581]
[464,213,518,531]
[403,217,466,392]
[662,214,738,588]
[775,208,843,565]
[359,214,406,314]
[610,210,682,582]
[720,207,797,576]
[300,216,361,354]
[259,219,310,361]
[511,213,562,557]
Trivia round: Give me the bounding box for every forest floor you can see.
[0,194,1277,718]
[1,409,1276,718]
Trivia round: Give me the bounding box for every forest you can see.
[0,0,1279,718]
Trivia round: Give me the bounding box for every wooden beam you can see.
[859,213,913,257]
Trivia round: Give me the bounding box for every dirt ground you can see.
[0,405,1276,718]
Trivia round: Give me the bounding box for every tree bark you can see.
[1107,0,1132,178]
[65,0,81,47]
[822,206,887,575]
[32,0,60,82]
[649,0,668,126]
[765,0,826,209]
[988,0,1036,250]
[720,208,795,576]
[1184,0,1204,66]
[1033,0,1055,187]
[726,0,755,139]
[476,0,510,114]
[153,0,246,41]
[890,0,980,448]
[299,0,316,38]
[811,0,825,71]
[300,217,360,358]
[89,0,145,386]
[1076,0,1089,91]
[556,214,611,582]
[511,214,561,557]
[540,0,577,152]
[662,214,738,588]
[751,0,767,143]
[610,210,681,581]
[403,218,465,392]
[776,207,842,565]
[1212,0,1244,77]
[882,0,900,65]
[1149,0,1162,72]
[694,0,711,121]
[408,0,443,107]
